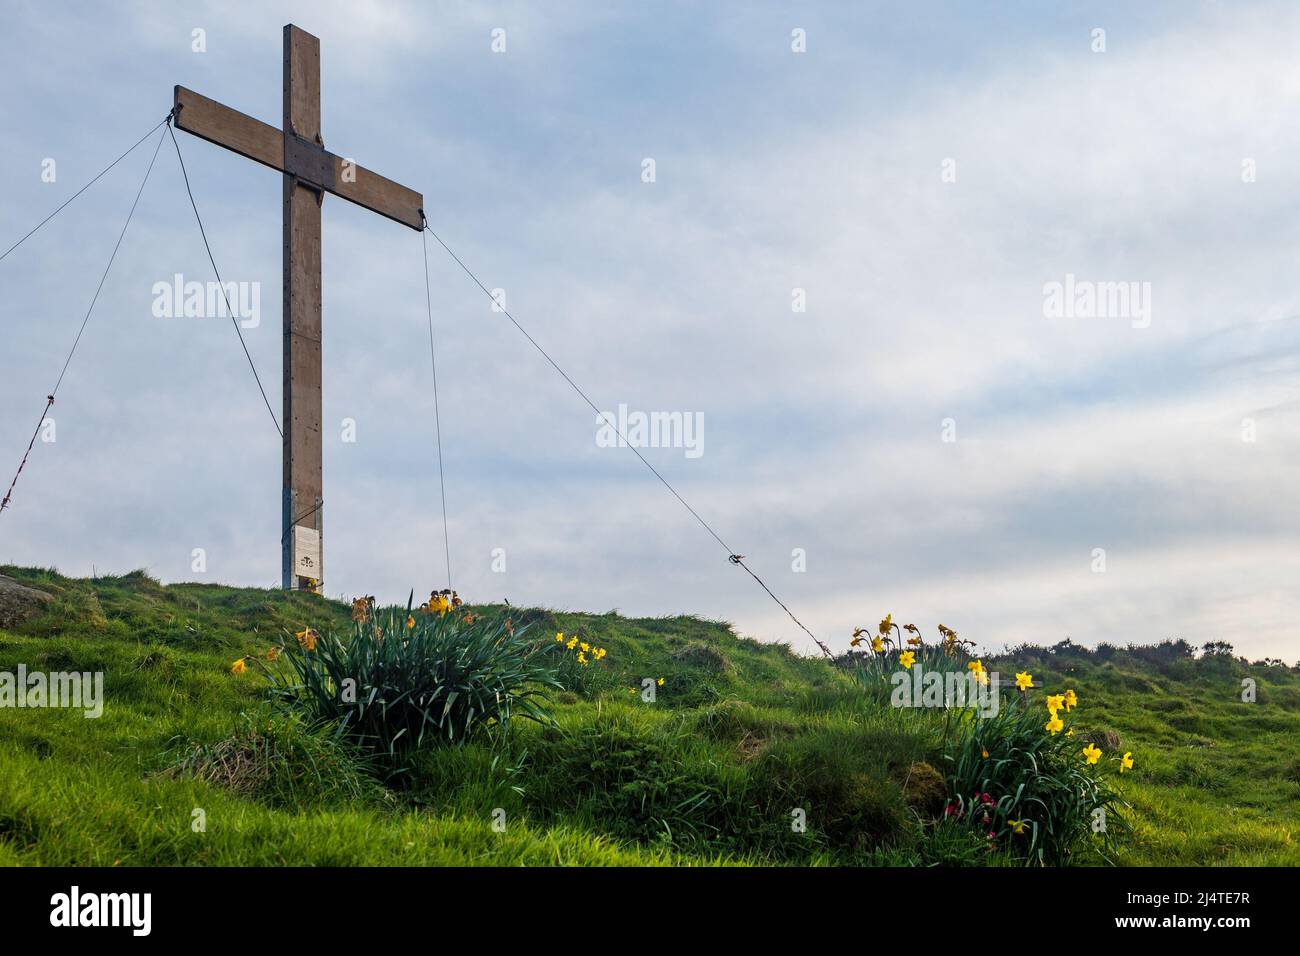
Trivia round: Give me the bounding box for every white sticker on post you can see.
[293,525,321,580]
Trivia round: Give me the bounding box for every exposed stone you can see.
[0,575,55,629]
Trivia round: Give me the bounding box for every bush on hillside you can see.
[526,713,727,850]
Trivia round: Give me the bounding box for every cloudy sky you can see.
[2,0,1298,660]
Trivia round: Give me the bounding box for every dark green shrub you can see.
[756,729,920,851]
[527,714,726,848]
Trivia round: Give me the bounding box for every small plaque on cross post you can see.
[292,525,322,583]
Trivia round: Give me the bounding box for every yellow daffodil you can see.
[295,628,318,651]
[1066,728,1074,737]
[899,650,916,670]
[657,677,665,686]
[967,660,988,685]
[1015,672,1033,691]
[1045,714,1064,735]
[406,615,416,630]
[871,636,885,653]
[1064,689,1078,711]
[556,632,565,643]
[230,658,247,675]
[596,648,607,659]
[266,647,279,662]
[1120,751,1134,773]
[566,637,578,650]
[577,652,588,665]
[850,636,864,648]
[907,636,921,647]
[580,642,590,653]
[1082,743,1102,765]
[879,613,894,636]
[1007,819,1028,835]
[981,747,989,759]
[1046,694,1065,714]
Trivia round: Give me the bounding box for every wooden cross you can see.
[172,24,424,591]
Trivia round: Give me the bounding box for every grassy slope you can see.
[0,566,1296,866]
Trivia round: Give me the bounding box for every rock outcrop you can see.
[0,574,54,628]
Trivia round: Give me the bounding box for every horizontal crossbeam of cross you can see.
[173,85,424,230]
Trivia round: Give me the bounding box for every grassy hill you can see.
[0,566,1296,866]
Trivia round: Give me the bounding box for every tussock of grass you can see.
[158,712,388,809]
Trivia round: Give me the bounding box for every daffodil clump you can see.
[945,674,1133,865]
[847,613,978,687]
[551,631,609,693]
[244,589,559,763]
[421,589,461,615]
[554,632,608,666]
[1039,684,1133,774]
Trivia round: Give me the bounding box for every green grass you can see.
[0,566,1296,866]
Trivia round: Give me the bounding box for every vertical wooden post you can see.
[281,25,324,590]
[172,25,424,592]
